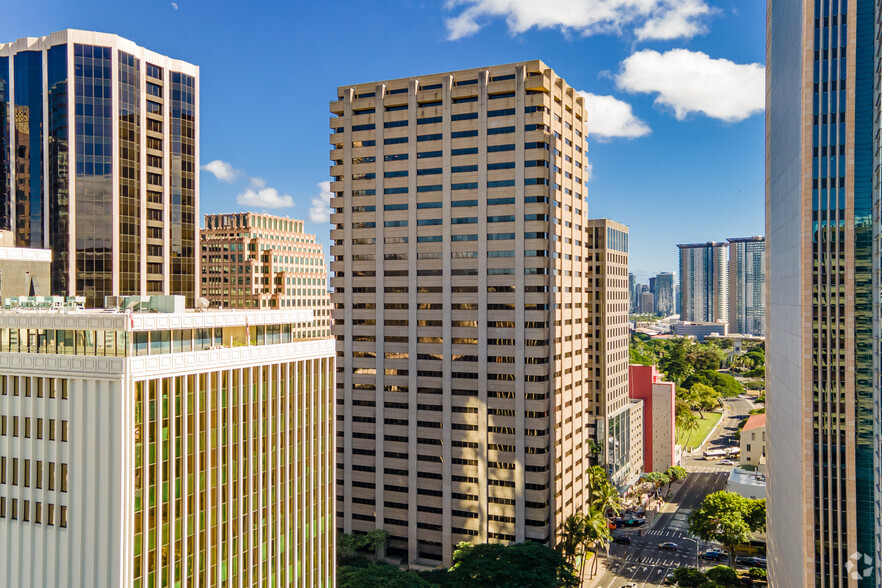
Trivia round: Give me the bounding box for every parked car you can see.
[736,555,767,568]
[614,535,632,545]
[659,542,679,551]
[700,548,725,560]
[621,518,646,528]
[720,459,735,466]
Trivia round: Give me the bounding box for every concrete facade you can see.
[0,30,199,307]
[200,212,331,337]
[0,231,51,299]
[628,364,676,474]
[0,307,335,587]
[740,413,766,473]
[330,61,632,566]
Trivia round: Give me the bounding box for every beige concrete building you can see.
[330,61,635,567]
[200,212,331,338]
[740,413,765,473]
[0,300,335,587]
[0,231,51,299]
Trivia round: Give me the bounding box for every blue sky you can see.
[1,0,765,282]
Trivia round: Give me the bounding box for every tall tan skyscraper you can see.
[200,212,332,337]
[330,60,635,567]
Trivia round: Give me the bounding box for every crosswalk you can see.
[642,529,684,538]
[684,465,732,473]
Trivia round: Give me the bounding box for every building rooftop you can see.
[726,236,765,243]
[728,467,766,488]
[742,413,767,432]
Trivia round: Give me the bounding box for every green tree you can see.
[441,541,578,587]
[338,561,430,587]
[688,346,725,371]
[590,479,622,519]
[363,528,390,562]
[688,382,721,417]
[663,465,688,500]
[705,565,740,587]
[337,532,361,565]
[678,409,700,449]
[671,566,707,587]
[556,513,588,574]
[642,471,670,496]
[659,339,693,384]
[583,507,612,579]
[688,491,766,567]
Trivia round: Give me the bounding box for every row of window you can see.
[0,416,68,441]
[0,498,67,527]
[0,457,67,491]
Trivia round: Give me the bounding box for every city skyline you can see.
[0,1,765,277]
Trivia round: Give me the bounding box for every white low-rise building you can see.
[0,301,335,587]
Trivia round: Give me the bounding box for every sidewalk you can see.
[581,555,608,588]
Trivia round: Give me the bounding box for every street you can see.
[592,396,755,587]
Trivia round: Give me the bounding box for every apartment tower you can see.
[0,30,198,307]
[677,242,728,323]
[200,212,332,336]
[767,0,879,583]
[654,272,675,317]
[726,237,764,336]
[0,302,335,587]
[330,61,633,566]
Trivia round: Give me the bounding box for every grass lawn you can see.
[677,411,722,449]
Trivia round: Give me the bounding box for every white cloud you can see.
[236,187,294,209]
[309,182,333,224]
[444,0,713,41]
[201,160,240,183]
[616,49,764,122]
[170,2,179,9]
[579,92,650,139]
[635,0,711,40]
[249,177,267,189]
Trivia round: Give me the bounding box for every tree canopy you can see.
[688,491,766,567]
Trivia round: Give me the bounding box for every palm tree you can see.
[679,411,700,449]
[556,512,588,576]
[583,507,612,580]
[591,479,622,520]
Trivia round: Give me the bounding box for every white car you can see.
[720,459,735,466]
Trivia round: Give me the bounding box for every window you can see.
[418,133,442,142]
[487,180,515,188]
[451,129,478,138]
[452,147,479,156]
[384,136,408,145]
[488,126,515,135]
[384,120,408,128]
[417,201,441,209]
[418,116,442,125]
[451,112,478,121]
[452,200,478,207]
[417,185,442,192]
[488,107,515,117]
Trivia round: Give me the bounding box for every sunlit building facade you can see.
[330,60,632,567]
[726,236,764,336]
[677,241,728,324]
[0,30,199,307]
[767,0,879,583]
[200,212,332,338]
[0,305,335,587]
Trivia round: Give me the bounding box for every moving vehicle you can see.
[700,548,725,560]
[620,517,646,528]
[736,555,767,568]
[659,542,679,551]
[614,535,632,545]
[720,459,735,466]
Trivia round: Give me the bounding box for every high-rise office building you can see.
[677,242,728,324]
[726,237,764,336]
[767,0,879,583]
[330,61,636,566]
[0,30,199,307]
[628,272,637,313]
[0,302,335,587]
[654,272,675,317]
[639,290,654,315]
[200,212,332,336]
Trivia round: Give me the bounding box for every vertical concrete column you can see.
[340,87,354,534]
[476,69,489,544]
[373,83,386,534]
[514,65,527,543]
[440,73,453,566]
[406,77,419,565]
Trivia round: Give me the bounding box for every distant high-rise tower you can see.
[767,0,879,583]
[677,242,727,323]
[0,30,199,307]
[330,61,638,567]
[654,272,675,317]
[726,237,764,336]
[200,212,332,336]
[628,272,637,313]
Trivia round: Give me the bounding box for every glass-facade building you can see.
[767,0,880,584]
[0,30,199,307]
[726,237,765,336]
[677,241,728,324]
